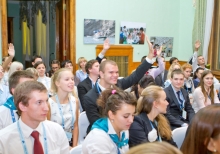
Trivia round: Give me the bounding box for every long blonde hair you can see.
[137,85,172,140]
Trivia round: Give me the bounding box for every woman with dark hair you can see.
[131,75,156,99]
[181,104,220,154]
[82,88,137,154]
[129,85,176,147]
[192,70,219,113]
[34,61,51,92]
[193,67,204,88]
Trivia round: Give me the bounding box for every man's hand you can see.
[103,38,110,50]
[8,43,15,57]
[194,40,201,51]
[146,35,154,59]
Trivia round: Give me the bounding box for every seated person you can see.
[155,56,168,87]
[164,63,181,88]
[76,57,88,82]
[47,59,60,77]
[181,104,220,154]
[169,57,179,65]
[164,69,195,130]
[0,71,34,130]
[181,63,195,94]
[193,67,204,88]
[129,85,176,147]
[0,81,69,153]
[77,59,100,110]
[82,88,136,154]
[84,35,155,133]
[0,65,11,105]
[192,70,220,113]
[131,75,156,99]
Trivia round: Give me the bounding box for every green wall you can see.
[76,0,195,62]
[7,3,22,62]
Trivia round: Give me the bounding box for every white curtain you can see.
[203,0,214,63]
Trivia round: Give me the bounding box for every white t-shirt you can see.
[0,119,69,154]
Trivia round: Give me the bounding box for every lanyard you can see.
[17,121,48,154]
[55,94,74,130]
[10,109,16,123]
[96,83,102,95]
[149,121,162,142]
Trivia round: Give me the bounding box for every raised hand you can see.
[103,38,110,50]
[145,35,154,59]
[8,43,15,57]
[194,40,201,51]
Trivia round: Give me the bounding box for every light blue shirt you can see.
[0,84,11,106]
[171,84,185,108]
[76,70,87,82]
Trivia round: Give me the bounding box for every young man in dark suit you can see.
[164,69,195,130]
[83,36,157,133]
[77,59,100,110]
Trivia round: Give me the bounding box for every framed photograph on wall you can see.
[84,19,115,44]
[119,21,146,45]
[150,36,174,57]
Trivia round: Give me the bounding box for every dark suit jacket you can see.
[155,70,168,87]
[84,60,153,133]
[129,112,177,148]
[164,85,195,130]
[77,77,93,110]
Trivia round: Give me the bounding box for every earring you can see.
[213,149,216,152]
[111,119,114,123]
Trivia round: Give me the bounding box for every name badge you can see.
[182,109,187,119]
[65,131,72,141]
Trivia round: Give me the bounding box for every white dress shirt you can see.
[82,119,129,154]
[0,83,11,105]
[0,105,19,130]
[0,119,69,154]
[37,76,51,91]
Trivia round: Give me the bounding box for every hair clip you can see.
[112,90,116,94]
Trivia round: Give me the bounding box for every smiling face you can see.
[100,63,119,87]
[55,70,74,93]
[203,73,214,88]
[36,64,46,77]
[171,74,185,91]
[109,103,135,133]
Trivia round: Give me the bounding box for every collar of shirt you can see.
[97,80,106,92]
[89,76,96,85]
[19,118,43,138]
[171,84,184,100]
[107,118,126,137]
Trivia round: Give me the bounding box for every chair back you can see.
[172,126,188,149]
[70,144,82,154]
[78,111,90,144]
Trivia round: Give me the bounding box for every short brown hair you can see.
[171,69,184,79]
[14,81,47,115]
[97,87,137,117]
[99,60,117,72]
[9,71,34,95]
[85,59,98,74]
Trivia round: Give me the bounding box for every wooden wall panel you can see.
[1,0,8,56]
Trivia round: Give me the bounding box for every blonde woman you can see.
[48,68,79,147]
[76,57,87,82]
[129,85,176,147]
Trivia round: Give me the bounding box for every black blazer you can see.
[129,112,177,148]
[84,60,153,133]
[77,77,93,110]
[155,70,168,87]
[164,85,195,130]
